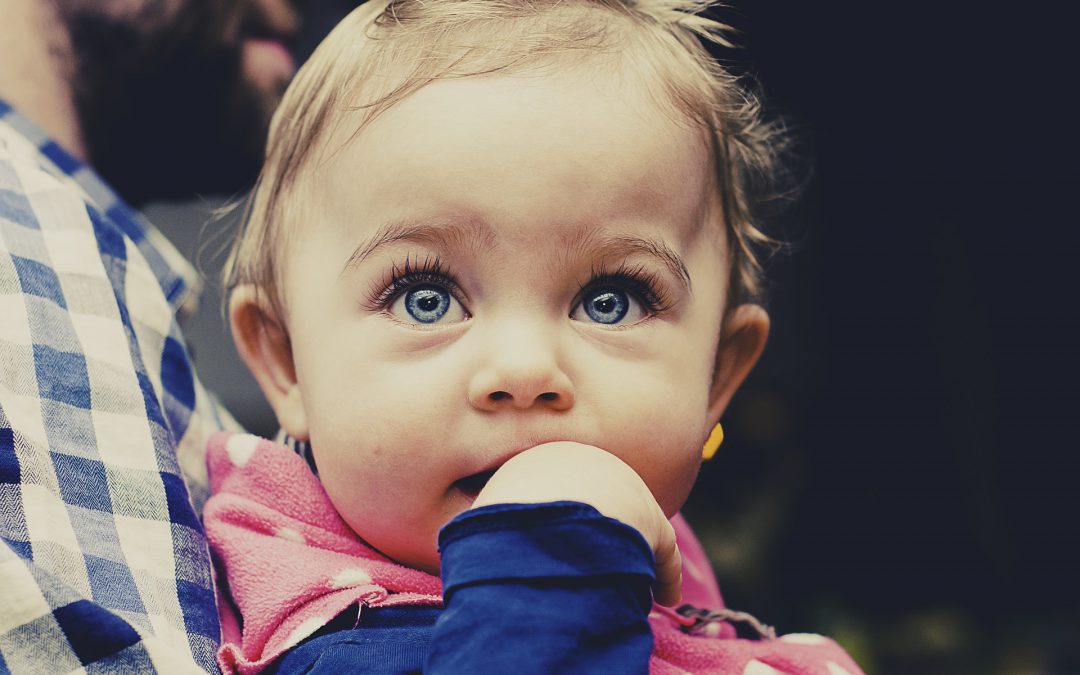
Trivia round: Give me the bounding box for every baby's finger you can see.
[652,520,683,607]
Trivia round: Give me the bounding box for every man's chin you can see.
[67,12,285,203]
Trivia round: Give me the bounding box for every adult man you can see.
[1,0,299,671]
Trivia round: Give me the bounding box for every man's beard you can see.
[66,3,281,205]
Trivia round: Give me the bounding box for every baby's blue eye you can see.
[391,285,465,324]
[406,287,449,322]
[574,287,644,325]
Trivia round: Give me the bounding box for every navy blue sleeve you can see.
[426,501,656,674]
[271,501,656,674]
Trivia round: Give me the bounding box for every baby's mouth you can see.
[454,469,497,500]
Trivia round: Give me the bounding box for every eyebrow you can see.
[592,234,692,292]
[344,219,692,292]
[343,219,494,271]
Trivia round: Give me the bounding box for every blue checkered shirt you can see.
[0,99,236,673]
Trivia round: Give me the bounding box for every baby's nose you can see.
[470,373,574,411]
[466,325,575,412]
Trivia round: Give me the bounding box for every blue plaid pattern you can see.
[0,99,236,673]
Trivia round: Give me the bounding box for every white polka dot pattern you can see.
[330,567,373,589]
[274,526,306,544]
[779,633,827,645]
[226,434,260,467]
[742,659,783,675]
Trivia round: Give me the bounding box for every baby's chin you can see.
[371,539,441,577]
[398,551,441,577]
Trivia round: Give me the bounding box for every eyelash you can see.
[366,254,465,310]
[578,262,671,316]
[366,256,671,316]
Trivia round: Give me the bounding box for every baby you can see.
[205,1,863,673]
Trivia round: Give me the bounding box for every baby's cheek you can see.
[656,444,704,517]
[610,418,702,516]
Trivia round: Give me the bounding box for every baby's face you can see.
[280,67,733,573]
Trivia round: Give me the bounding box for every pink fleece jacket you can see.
[204,432,863,674]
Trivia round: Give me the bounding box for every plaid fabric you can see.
[0,99,236,673]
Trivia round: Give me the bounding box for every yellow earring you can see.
[702,422,724,461]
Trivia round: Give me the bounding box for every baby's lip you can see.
[452,438,566,501]
[452,468,498,501]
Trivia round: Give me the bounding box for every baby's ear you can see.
[707,304,770,423]
[229,285,309,440]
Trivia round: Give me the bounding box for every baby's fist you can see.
[472,441,681,606]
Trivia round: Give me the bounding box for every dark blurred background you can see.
[151,2,1078,673]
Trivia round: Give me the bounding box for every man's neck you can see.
[0,0,87,158]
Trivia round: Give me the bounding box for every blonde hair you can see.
[224,0,787,320]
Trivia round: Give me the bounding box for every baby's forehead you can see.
[308,68,720,252]
[317,47,710,155]
[305,3,718,169]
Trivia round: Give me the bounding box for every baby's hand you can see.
[472,442,682,606]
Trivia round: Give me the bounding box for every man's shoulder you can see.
[1,102,124,250]
[0,98,228,502]
[1,100,201,314]
[1,131,89,236]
